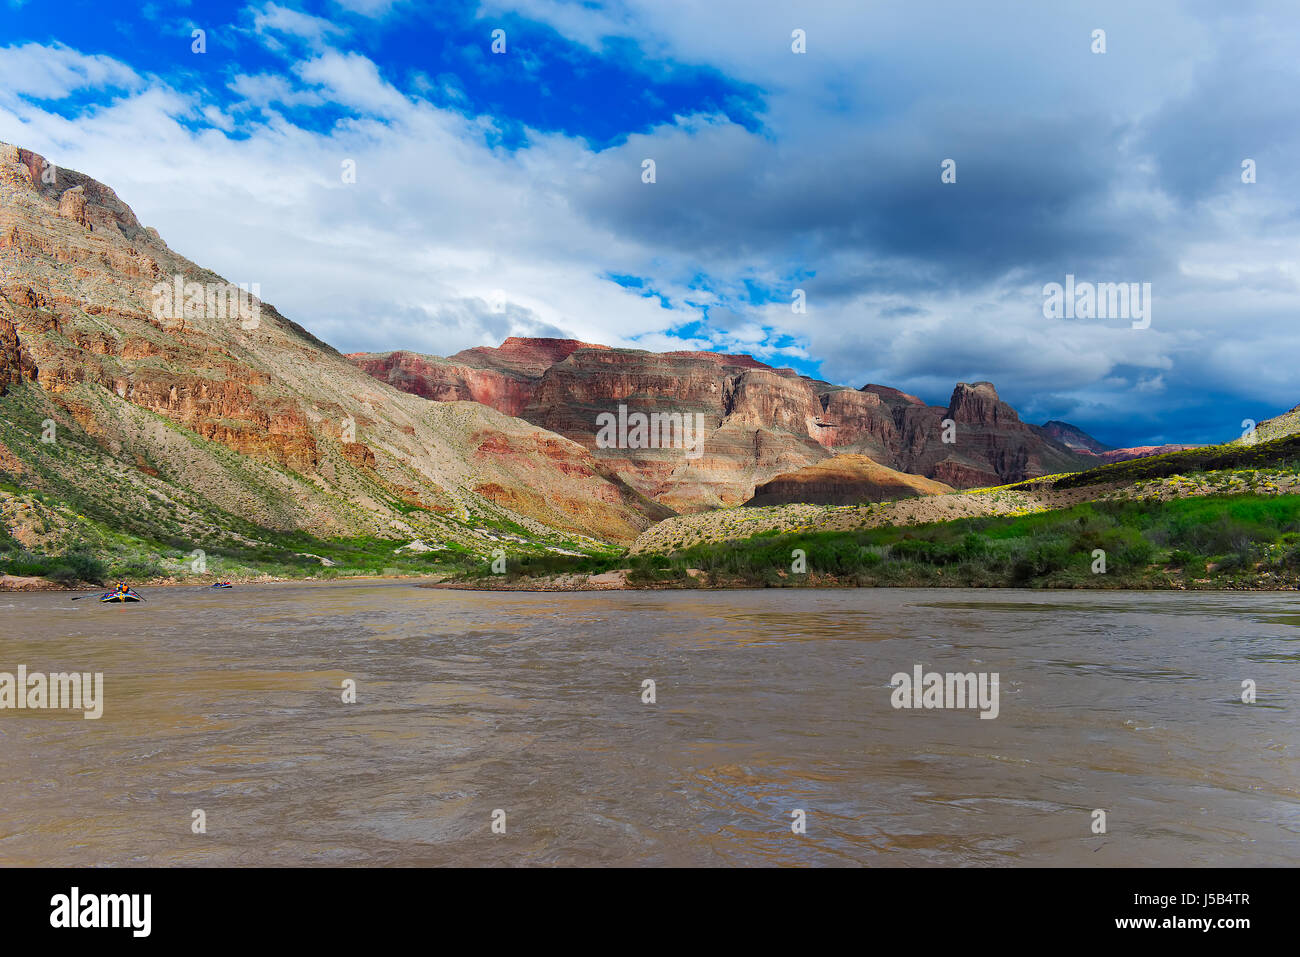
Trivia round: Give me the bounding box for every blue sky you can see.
[2,0,1298,447]
[6,1,765,147]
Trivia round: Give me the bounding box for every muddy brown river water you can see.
[1,583,1297,866]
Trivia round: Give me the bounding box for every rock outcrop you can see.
[57,186,90,228]
[1042,419,1204,465]
[746,454,954,506]
[348,349,537,418]
[0,311,35,393]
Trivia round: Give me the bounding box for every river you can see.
[1,583,1297,866]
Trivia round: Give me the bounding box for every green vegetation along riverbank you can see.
[444,494,1300,591]
[0,481,616,589]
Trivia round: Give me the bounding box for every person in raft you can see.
[114,582,131,597]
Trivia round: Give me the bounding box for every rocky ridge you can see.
[352,344,1102,510]
[0,143,668,549]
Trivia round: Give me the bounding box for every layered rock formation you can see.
[351,342,1101,509]
[0,142,668,546]
[348,338,609,418]
[746,454,954,507]
[0,312,35,392]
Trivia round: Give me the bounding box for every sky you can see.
[1,0,1297,447]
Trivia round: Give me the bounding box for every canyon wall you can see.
[352,341,1101,509]
[0,142,668,545]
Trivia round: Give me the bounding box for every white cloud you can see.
[329,0,406,19]
[294,51,412,116]
[0,41,698,360]
[1,0,1298,447]
[250,2,347,46]
[0,42,140,103]
[228,73,326,109]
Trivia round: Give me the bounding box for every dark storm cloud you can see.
[571,108,1177,302]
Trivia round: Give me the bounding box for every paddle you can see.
[70,594,98,601]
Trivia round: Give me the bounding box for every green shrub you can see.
[1165,515,1273,555]
[1215,551,1249,572]
[45,565,82,585]
[61,550,107,584]
[1115,538,1156,569]
[113,559,168,580]
[0,548,106,582]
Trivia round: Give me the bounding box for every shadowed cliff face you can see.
[351,342,1101,509]
[0,143,670,546]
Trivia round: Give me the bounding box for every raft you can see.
[211,582,233,588]
[99,592,142,603]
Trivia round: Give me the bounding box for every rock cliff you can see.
[0,143,668,547]
[351,342,1101,508]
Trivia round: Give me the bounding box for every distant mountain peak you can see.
[948,380,1021,427]
[1039,420,1114,454]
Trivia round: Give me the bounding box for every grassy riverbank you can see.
[0,487,614,588]
[449,494,1300,590]
[8,430,1300,591]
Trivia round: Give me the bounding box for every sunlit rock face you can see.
[353,341,1099,509]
